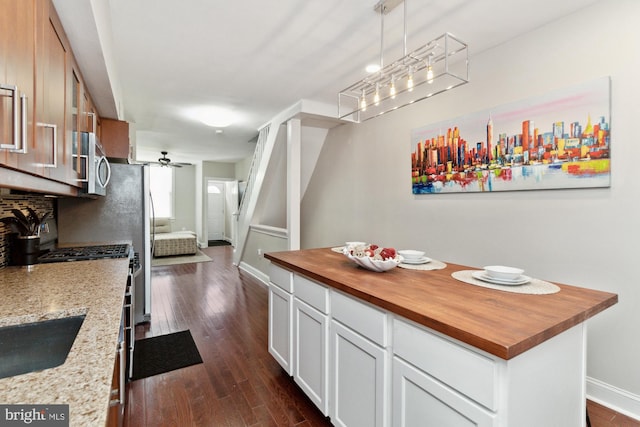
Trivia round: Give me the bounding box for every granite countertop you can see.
[0,258,130,426]
[265,248,618,360]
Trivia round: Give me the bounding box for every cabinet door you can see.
[35,2,77,185]
[0,0,38,173]
[268,283,293,374]
[331,320,388,427]
[392,357,496,427]
[293,298,329,415]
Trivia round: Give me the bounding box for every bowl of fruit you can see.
[344,243,402,272]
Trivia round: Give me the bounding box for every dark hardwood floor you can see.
[124,246,638,427]
[124,246,331,426]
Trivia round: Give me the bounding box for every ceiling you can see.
[52,0,599,165]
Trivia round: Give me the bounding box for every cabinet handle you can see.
[1,84,19,150]
[15,94,28,154]
[87,112,97,133]
[37,123,57,168]
[73,154,89,182]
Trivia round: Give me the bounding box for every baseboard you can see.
[587,376,640,421]
[238,261,269,288]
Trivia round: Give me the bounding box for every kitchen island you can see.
[0,258,130,427]
[265,247,617,427]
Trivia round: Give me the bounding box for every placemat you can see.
[398,259,447,271]
[451,270,560,295]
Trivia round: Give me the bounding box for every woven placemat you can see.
[451,270,560,295]
[398,259,447,271]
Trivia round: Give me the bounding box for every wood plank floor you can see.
[124,246,638,427]
[124,246,331,426]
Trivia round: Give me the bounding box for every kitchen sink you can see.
[0,315,86,379]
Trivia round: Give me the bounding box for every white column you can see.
[287,118,301,251]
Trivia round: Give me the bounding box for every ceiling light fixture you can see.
[338,0,469,122]
[188,106,239,128]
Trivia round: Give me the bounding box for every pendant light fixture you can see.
[338,0,469,122]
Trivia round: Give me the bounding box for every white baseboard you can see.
[238,261,269,288]
[587,376,640,421]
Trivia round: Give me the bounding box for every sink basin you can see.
[0,315,86,379]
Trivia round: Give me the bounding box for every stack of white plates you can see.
[472,265,530,285]
[397,250,431,265]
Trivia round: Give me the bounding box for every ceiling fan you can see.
[154,151,192,168]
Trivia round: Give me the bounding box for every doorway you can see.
[207,181,225,241]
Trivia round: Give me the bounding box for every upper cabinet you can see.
[0,0,39,175]
[0,0,109,195]
[34,1,75,184]
[101,119,130,159]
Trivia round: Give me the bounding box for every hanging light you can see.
[390,75,397,98]
[426,55,434,84]
[338,0,470,122]
[407,66,414,92]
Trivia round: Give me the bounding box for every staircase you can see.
[233,100,341,267]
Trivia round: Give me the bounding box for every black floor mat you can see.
[131,330,203,381]
[208,240,231,246]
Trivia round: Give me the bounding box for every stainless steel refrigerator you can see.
[57,163,152,324]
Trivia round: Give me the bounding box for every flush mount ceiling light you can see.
[188,106,239,128]
[338,0,469,122]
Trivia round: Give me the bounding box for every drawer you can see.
[393,318,497,411]
[269,263,293,293]
[294,275,329,314]
[331,291,388,347]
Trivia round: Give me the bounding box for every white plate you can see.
[472,271,531,286]
[402,257,432,265]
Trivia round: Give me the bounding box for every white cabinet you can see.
[268,284,293,374]
[267,261,590,427]
[293,275,330,415]
[392,356,496,427]
[331,320,388,427]
[330,290,389,427]
[267,264,293,374]
[393,318,497,426]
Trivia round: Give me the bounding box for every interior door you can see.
[207,180,225,241]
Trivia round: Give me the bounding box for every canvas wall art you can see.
[411,77,611,194]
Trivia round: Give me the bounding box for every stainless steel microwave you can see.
[74,132,111,197]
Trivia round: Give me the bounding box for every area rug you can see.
[131,330,203,380]
[151,250,212,267]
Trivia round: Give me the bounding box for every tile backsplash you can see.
[0,194,55,268]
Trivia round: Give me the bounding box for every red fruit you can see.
[380,247,396,260]
[369,244,379,251]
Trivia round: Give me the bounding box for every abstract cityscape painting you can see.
[411,77,611,194]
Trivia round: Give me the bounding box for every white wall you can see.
[172,165,196,232]
[302,0,640,415]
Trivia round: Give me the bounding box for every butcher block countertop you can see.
[0,258,129,427]
[265,248,618,360]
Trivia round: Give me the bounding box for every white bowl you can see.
[345,241,366,248]
[483,265,524,281]
[346,253,402,272]
[397,250,425,260]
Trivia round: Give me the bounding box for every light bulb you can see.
[374,83,380,106]
[390,76,396,99]
[407,68,414,92]
[360,89,367,111]
[427,66,434,84]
